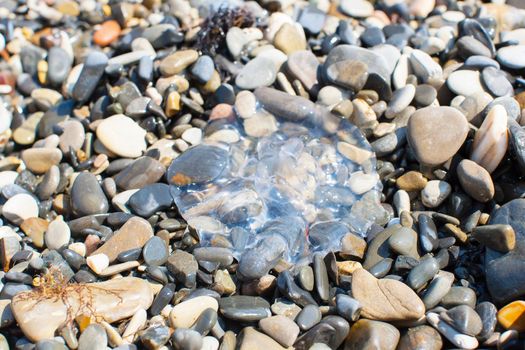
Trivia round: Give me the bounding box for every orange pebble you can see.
[93,20,121,47]
[498,300,525,332]
[209,103,235,121]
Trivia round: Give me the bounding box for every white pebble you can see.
[86,253,110,275]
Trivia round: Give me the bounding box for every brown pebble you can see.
[93,20,121,47]
[396,171,428,192]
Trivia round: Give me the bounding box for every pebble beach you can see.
[0,0,525,349]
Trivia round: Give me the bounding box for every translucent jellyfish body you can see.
[168,87,386,279]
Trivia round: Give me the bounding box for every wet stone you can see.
[129,183,173,217]
[235,57,277,90]
[335,294,361,322]
[441,305,482,336]
[441,286,477,309]
[219,296,271,322]
[476,301,497,340]
[140,325,171,350]
[407,257,439,290]
[78,324,107,350]
[171,329,202,350]
[143,236,169,266]
[168,145,228,186]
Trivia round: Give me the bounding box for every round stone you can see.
[143,236,169,266]
[481,66,513,97]
[93,20,121,47]
[235,57,277,90]
[407,106,468,166]
[447,70,484,96]
[21,148,62,174]
[44,218,71,250]
[339,0,374,18]
[457,159,494,202]
[96,114,147,158]
[497,45,525,69]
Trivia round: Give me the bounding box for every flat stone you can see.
[21,148,62,174]
[20,217,48,248]
[167,145,228,186]
[441,286,477,309]
[128,183,173,217]
[11,277,153,342]
[481,66,513,97]
[407,106,468,166]
[476,302,497,341]
[497,45,525,69]
[169,296,218,329]
[339,0,374,17]
[96,114,146,158]
[426,312,478,350]
[385,84,415,118]
[91,217,153,263]
[344,319,400,350]
[397,325,443,350]
[447,70,484,96]
[143,236,169,266]
[219,296,271,322]
[71,172,109,217]
[274,23,306,55]
[237,327,286,350]
[295,304,322,331]
[159,50,199,76]
[235,56,277,90]
[114,156,165,190]
[409,49,443,82]
[352,268,425,321]
[58,120,85,154]
[259,315,300,347]
[2,193,39,225]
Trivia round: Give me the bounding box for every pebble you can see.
[470,104,508,173]
[335,294,361,322]
[96,114,147,158]
[47,47,71,86]
[129,183,173,217]
[21,148,62,174]
[426,315,477,350]
[71,172,109,216]
[351,268,425,321]
[93,20,121,47]
[78,324,107,350]
[447,70,485,96]
[472,224,515,253]
[114,156,165,190]
[191,55,214,84]
[160,50,199,76]
[92,216,153,263]
[72,51,108,104]
[142,236,169,266]
[287,50,319,92]
[344,319,400,350]
[497,45,525,69]
[457,159,494,203]
[171,329,202,350]
[219,296,271,322]
[397,325,443,350]
[385,84,415,118]
[421,180,452,208]
[396,171,427,192]
[274,23,306,55]
[407,106,468,166]
[481,66,513,97]
[167,250,198,288]
[237,327,286,350]
[44,218,70,250]
[407,257,439,290]
[339,0,374,18]
[11,277,153,342]
[477,302,498,341]
[441,286,477,309]
[235,56,277,90]
[295,304,321,331]
[2,193,38,225]
[441,305,483,336]
[259,315,300,347]
[497,300,525,332]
